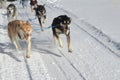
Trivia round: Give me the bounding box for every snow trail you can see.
[0,0,120,80]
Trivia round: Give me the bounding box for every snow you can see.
[57,0,120,42]
[0,0,120,80]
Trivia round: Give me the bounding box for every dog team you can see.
[6,0,72,58]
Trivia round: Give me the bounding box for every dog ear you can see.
[26,21,30,25]
[69,17,72,21]
[68,17,72,24]
[26,21,29,23]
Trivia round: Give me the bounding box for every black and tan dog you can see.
[34,4,46,31]
[52,15,72,52]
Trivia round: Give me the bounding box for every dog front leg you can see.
[43,15,46,24]
[67,35,72,52]
[58,37,63,48]
[54,34,63,48]
[26,36,31,58]
[38,18,44,31]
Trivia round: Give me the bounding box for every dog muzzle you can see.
[8,11,11,14]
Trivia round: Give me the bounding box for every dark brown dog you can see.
[34,4,46,31]
[52,15,72,52]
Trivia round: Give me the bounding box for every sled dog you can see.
[52,15,72,52]
[34,4,46,31]
[7,4,18,22]
[8,20,33,58]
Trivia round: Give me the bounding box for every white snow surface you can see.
[0,0,120,80]
[57,0,120,42]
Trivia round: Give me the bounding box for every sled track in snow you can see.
[23,55,33,80]
[57,48,86,80]
[44,4,87,80]
[49,55,69,80]
[45,31,86,80]
[16,2,120,80]
[74,23,120,58]
[32,41,83,80]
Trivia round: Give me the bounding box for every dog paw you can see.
[68,49,72,53]
[18,47,22,50]
[16,47,21,51]
[26,55,30,58]
[59,45,63,48]
[41,28,44,31]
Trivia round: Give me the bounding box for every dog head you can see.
[20,21,32,37]
[7,6,14,14]
[59,15,71,30]
[52,15,71,34]
[7,4,16,16]
[19,21,33,40]
[34,4,46,17]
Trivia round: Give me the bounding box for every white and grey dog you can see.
[7,4,18,22]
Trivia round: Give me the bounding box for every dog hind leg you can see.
[8,28,20,50]
[14,37,21,50]
[13,39,20,51]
